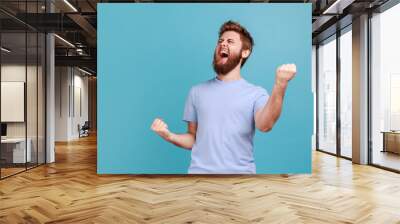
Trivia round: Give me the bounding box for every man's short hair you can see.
[218,20,254,67]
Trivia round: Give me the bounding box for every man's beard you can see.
[212,50,242,75]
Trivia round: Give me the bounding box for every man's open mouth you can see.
[220,49,229,58]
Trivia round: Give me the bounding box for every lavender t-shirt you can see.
[183,77,269,174]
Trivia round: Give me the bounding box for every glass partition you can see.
[1,31,28,177]
[0,1,46,179]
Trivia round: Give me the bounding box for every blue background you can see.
[98,3,312,174]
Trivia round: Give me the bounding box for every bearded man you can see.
[151,20,297,174]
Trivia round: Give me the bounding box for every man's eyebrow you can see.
[218,38,235,41]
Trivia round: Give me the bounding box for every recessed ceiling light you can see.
[78,67,93,76]
[322,0,354,15]
[54,34,75,48]
[1,47,11,53]
[63,0,78,12]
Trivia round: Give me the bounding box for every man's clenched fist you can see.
[276,64,296,86]
[151,118,172,141]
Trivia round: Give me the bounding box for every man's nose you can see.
[220,41,228,48]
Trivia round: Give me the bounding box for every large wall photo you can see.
[98,3,312,174]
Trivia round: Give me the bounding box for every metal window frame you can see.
[316,0,400,173]
[315,23,353,162]
[367,2,400,173]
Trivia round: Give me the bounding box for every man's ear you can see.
[241,49,251,59]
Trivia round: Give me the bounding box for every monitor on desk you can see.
[1,123,7,138]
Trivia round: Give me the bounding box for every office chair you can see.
[79,121,90,138]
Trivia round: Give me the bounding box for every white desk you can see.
[1,138,32,163]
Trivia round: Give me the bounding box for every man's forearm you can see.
[256,81,288,132]
[166,133,195,150]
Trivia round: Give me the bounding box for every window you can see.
[371,3,400,171]
[339,27,352,158]
[317,35,337,154]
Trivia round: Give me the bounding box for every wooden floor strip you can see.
[0,134,400,223]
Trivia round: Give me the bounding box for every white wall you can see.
[1,65,26,137]
[1,63,46,164]
[55,67,89,141]
[70,72,89,139]
[1,65,41,137]
[55,66,69,141]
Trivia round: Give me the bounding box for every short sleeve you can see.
[253,88,270,117]
[182,87,197,122]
